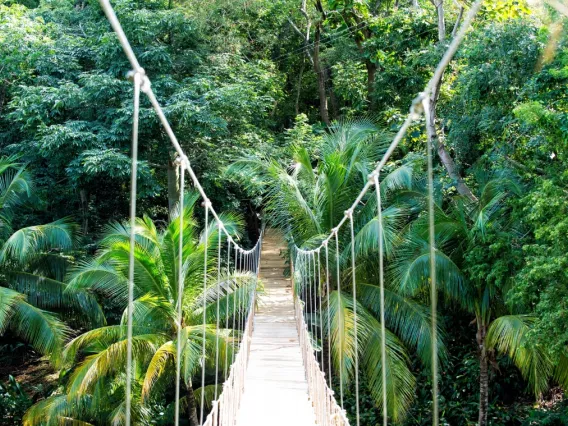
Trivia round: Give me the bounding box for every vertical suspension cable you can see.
[214,222,222,401]
[373,173,388,426]
[238,249,243,345]
[302,252,307,314]
[348,211,360,426]
[317,249,324,370]
[311,251,317,354]
[225,238,231,379]
[334,230,344,409]
[324,242,332,385]
[174,160,185,426]
[246,251,251,328]
[199,204,210,425]
[423,98,439,426]
[232,245,238,365]
[125,71,141,426]
[308,251,316,347]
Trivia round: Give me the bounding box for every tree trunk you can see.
[452,1,465,37]
[425,0,478,202]
[425,96,478,202]
[0,85,6,117]
[79,189,89,235]
[327,67,339,120]
[187,384,200,426]
[477,324,489,426]
[295,59,305,116]
[435,1,446,42]
[313,25,330,125]
[167,159,180,219]
[365,60,377,105]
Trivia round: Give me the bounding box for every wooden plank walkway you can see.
[235,229,316,426]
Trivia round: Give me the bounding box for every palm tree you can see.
[390,169,568,425]
[23,192,255,426]
[229,120,443,422]
[0,156,90,364]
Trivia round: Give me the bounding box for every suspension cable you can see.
[225,238,231,379]
[174,161,185,426]
[423,98,439,426]
[334,230,344,409]
[347,212,360,426]
[215,221,222,400]
[324,241,332,384]
[373,173,388,426]
[317,249,324,369]
[309,252,314,342]
[124,70,141,426]
[200,204,209,425]
[232,245,238,365]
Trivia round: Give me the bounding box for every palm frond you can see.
[0,286,25,334]
[325,291,416,421]
[9,298,70,362]
[358,283,447,368]
[487,315,553,396]
[6,271,105,327]
[0,218,79,265]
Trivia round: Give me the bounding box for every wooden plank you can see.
[235,229,316,426]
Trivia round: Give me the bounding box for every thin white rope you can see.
[373,174,388,426]
[125,70,141,426]
[215,221,222,400]
[317,249,324,369]
[312,251,318,356]
[174,160,185,426]
[423,98,439,426]
[238,249,243,338]
[313,251,317,346]
[324,242,332,384]
[232,245,238,365]
[334,230,344,409]
[309,252,314,340]
[200,204,210,425]
[348,212,360,426]
[225,238,231,379]
[300,252,305,314]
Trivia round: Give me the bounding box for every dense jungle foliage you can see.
[1,0,568,424]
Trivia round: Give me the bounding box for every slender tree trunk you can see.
[452,1,465,37]
[434,0,446,42]
[79,189,89,235]
[425,97,478,202]
[313,25,330,125]
[365,60,377,105]
[425,0,478,202]
[295,59,305,116]
[167,158,180,219]
[0,85,5,117]
[187,384,200,426]
[477,324,489,426]
[327,67,339,120]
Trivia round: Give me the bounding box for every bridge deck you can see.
[235,229,316,426]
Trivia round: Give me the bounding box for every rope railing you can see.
[293,249,350,426]
[203,264,259,426]
[97,0,265,424]
[101,0,485,422]
[290,2,484,425]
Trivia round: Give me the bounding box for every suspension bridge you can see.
[97,0,485,424]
